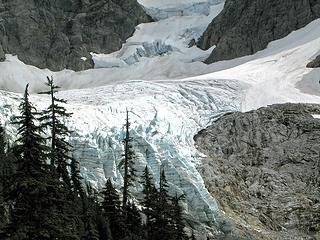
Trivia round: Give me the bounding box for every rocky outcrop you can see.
[307,55,320,68]
[195,104,320,239]
[198,0,320,63]
[0,0,151,71]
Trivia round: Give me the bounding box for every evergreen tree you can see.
[170,194,188,240]
[120,109,137,209]
[82,184,100,240]
[101,179,125,240]
[141,165,158,239]
[39,76,72,188]
[152,169,173,240]
[125,201,143,240]
[120,110,136,209]
[2,85,78,240]
[70,156,84,199]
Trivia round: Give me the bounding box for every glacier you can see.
[0,79,246,235]
[138,0,225,21]
[1,0,320,237]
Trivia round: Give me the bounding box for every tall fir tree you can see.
[141,165,158,239]
[2,84,81,240]
[70,156,84,199]
[81,184,100,240]
[40,77,85,238]
[101,179,125,240]
[120,109,137,209]
[153,169,173,240]
[170,194,188,240]
[125,201,144,240]
[39,76,73,188]
[2,84,73,239]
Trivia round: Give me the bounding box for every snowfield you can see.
[0,0,320,234]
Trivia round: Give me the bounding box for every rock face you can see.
[307,55,320,68]
[198,0,320,63]
[0,0,150,71]
[195,104,320,239]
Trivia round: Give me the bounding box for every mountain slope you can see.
[0,0,320,238]
[195,103,320,239]
[197,0,320,63]
[0,0,151,71]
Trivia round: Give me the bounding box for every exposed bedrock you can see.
[307,54,320,68]
[198,0,320,63]
[195,103,320,239]
[0,0,151,71]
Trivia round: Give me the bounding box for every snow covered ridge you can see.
[0,79,246,234]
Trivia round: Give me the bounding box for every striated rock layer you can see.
[195,103,320,239]
[0,0,151,71]
[198,0,320,63]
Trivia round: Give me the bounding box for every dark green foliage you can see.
[39,76,73,188]
[82,185,100,240]
[170,194,188,240]
[120,110,137,209]
[71,157,84,199]
[0,84,189,240]
[2,84,75,239]
[101,179,124,239]
[125,201,144,240]
[141,166,158,239]
[152,169,173,240]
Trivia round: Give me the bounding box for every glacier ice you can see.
[0,79,246,232]
[138,0,224,20]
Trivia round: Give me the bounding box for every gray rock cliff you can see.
[0,0,151,71]
[195,104,320,239]
[198,0,320,63]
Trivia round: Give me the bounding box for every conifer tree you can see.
[125,201,144,240]
[141,165,158,239]
[153,169,173,240]
[3,85,56,239]
[170,194,188,240]
[70,156,84,199]
[39,76,72,188]
[40,77,85,238]
[2,85,78,240]
[82,184,100,240]
[101,179,125,239]
[120,109,137,209]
